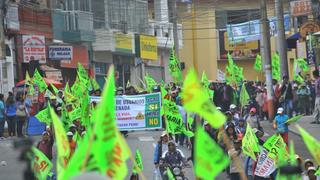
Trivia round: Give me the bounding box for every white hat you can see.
[217,107,222,111]
[230,104,237,109]
[161,131,168,137]
[204,121,209,126]
[70,124,77,128]
[66,132,73,136]
[307,166,316,172]
[277,107,284,114]
[81,131,86,136]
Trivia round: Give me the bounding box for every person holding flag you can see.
[273,107,290,146]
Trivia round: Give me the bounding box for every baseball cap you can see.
[307,166,316,172]
[230,104,237,109]
[277,107,284,114]
[161,131,168,137]
[66,132,73,136]
[250,108,257,113]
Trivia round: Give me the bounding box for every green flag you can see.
[65,82,71,94]
[133,149,144,174]
[201,71,210,88]
[242,124,260,161]
[182,69,226,129]
[35,105,51,125]
[50,106,70,180]
[296,58,310,72]
[168,47,183,84]
[167,168,175,180]
[28,85,35,95]
[254,54,262,71]
[33,69,48,93]
[77,63,89,82]
[283,115,303,125]
[31,147,53,180]
[225,53,244,85]
[263,135,288,162]
[294,61,304,84]
[316,168,320,176]
[91,78,100,91]
[163,100,194,137]
[272,53,281,81]
[68,107,81,122]
[195,126,230,180]
[91,65,118,173]
[145,74,157,92]
[240,83,250,108]
[50,83,59,95]
[25,71,33,86]
[296,125,320,165]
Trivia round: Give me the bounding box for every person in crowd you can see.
[50,96,58,112]
[0,94,5,139]
[228,140,246,180]
[204,121,216,140]
[297,82,311,115]
[67,131,77,159]
[225,111,239,128]
[312,69,320,124]
[223,83,234,112]
[235,118,246,138]
[255,87,265,120]
[37,131,54,160]
[225,124,237,142]
[245,108,260,130]
[6,92,16,137]
[305,167,318,180]
[230,104,240,120]
[176,96,187,146]
[16,95,28,137]
[292,83,299,115]
[302,159,315,180]
[154,131,170,168]
[273,107,290,146]
[280,75,294,117]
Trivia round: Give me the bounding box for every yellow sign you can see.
[140,35,158,60]
[224,32,258,51]
[114,33,133,54]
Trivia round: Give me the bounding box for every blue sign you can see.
[227,14,291,43]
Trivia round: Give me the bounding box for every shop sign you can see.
[290,0,312,17]
[219,30,260,60]
[300,21,320,38]
[114,33,134,54]
[22,35,46,63]
[139,35,158,60]
[48,46,72,60]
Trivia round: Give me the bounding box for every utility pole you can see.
[170,0,180,60]
[261,0,274,120]
[0,0,6,60]
[275,0,288,77]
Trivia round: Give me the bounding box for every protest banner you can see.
[90,93,162,130]
[254,148,276,177]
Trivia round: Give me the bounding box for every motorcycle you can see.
[159,161,190,180]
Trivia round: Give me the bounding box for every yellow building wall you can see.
[179,0,295,81]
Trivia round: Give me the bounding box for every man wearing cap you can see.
[37,131,54,160]
[273,107,290,145]
[154,131,169,168]
[245,107,260,130]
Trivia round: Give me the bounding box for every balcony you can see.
[52,10,95,43]
[149,21,183,49]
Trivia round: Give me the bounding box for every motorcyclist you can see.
[160,141,188,179]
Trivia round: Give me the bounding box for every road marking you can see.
[138,136,155,142]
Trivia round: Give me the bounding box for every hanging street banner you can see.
[90,93,162,130]
[48,46,73,60]
[22,35,46,63]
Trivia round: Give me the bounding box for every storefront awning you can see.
[287,32,301,49]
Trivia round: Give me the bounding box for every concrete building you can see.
[178,0,312,81]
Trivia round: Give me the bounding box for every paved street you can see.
[0,117,318,180]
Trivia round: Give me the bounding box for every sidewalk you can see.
[289,116,320,140]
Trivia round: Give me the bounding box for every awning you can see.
[287,32,301,49]
[40,65,63,82]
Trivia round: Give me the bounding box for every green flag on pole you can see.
[182,69,226,129]
[240,83,250,108]
[195,126,230,180]
[242,124,260,161]
[33,69,48,93]
[133,149,144,174]
[254,54,262,71]
[168,47,183,84]
[31,147,53,180]
[145,74,157,92]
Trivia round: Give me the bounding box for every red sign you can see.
[22,35,46,63]
[290,0,312,17]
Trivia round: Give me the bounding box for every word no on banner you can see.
[90,93,162,130]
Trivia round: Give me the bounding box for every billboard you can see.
[48,46,73,60]
[22,35,46,63]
